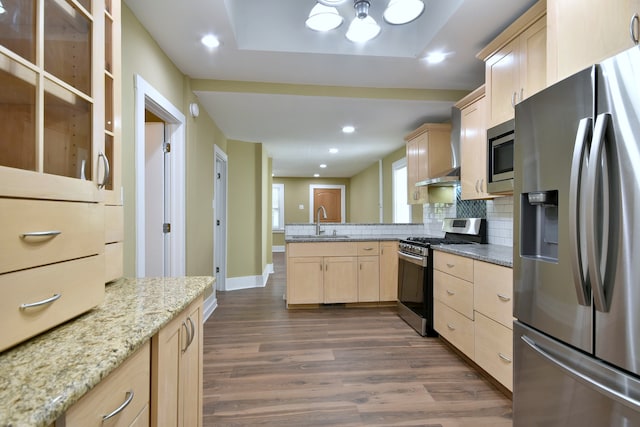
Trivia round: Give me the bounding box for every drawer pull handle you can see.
[446,263,455,268]
[497,294,511,302]
[102,390,134,421]
[498,353,512,363]
[20,230,62,238]
[447,323,456,331]
[446,290,455,296]
[20,293,61,309]
[363,247,374,251]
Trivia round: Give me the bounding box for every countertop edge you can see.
[432,244,513,267]
[0,276,214,427]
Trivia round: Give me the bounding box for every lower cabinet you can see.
[286,241,397,305]
[379,241,398,301]
[433,251,513,391]
[151,296,203,427]
[59,341,151,426]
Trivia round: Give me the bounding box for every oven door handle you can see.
[398,251,428,267]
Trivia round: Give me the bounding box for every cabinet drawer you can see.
[0,198,104,274]
[357,241,379,256]
[474,312,513,391]
[63,341,151,426]
[105,242,124,283]
[434,299,474,359]
[433,270,473,319]
[287,242,357,257]
[474,261,513,329]
[433,251,473,282]
[0,255,104,352]
[105,204,124,244]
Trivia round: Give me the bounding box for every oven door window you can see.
[398,258,427,316]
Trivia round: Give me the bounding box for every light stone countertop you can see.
[432,244,513,267]
[0,276,214,427]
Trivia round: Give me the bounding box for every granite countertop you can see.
[0,276,214,427]
[433,244,513,267]
[285,234,410,243]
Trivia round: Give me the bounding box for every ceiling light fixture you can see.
[0,1,6,14]
[383,0,424,25]
[201,34,220,48]
[342,125,355,133]
[306,4,344,31]
[425,51,446,64]
[329,148,339,154]
[307,0,424,43]
[314,173,320,177]
[320,164,327,168]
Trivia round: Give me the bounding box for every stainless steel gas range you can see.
[397,218,487,336]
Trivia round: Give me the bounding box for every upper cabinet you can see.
[0,0,119,203]
[456,86,494,200]
[478,0,547,128]
[405,123,452,205]
[547,0,640,83]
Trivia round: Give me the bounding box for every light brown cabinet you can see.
[357,241,380,302]
[405,123,452,204]
[479,1,546,127]
[287,241,398,305]
[379,241,399,301]
[455,86,494,200]
[59,342,151,427]
[547,0,640,83]
[433,251,514,391]
[0,0,123,351]
[151,296,204,427]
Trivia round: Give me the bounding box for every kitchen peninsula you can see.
[0,276,213,427]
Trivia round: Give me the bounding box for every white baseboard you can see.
[226,264,273,291]
[203,294,218,322]
[272,245,285,253]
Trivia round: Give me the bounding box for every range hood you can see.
[416,106,461,187]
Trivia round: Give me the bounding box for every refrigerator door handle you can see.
[586,113,610,312]
[569,117,592,306]
[521,334,640,412]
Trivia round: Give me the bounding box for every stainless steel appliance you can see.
[513,45,640,426]
[487,119,514,194]
[397,218,486,337]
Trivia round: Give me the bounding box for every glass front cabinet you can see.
[0,0,122,352]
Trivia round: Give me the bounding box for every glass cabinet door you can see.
[0,0,116,202]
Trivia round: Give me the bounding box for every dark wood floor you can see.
[203,253,512,426]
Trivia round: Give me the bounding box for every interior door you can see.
[313,188,341,222]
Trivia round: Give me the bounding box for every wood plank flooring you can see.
[203,253,512,426]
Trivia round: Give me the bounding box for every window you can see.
[392,158,411,223]
[272,183,285,231]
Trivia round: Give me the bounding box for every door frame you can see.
[309,184,346,223]
[213,145,228,292]
[134,75,186,277]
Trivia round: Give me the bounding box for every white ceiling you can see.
[124,0,537,177]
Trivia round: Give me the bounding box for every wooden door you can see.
[486,37,519,127]
[313,188,342,222]
[358,256,380,302]
[519,16,547,100]
[287,257,324,304]
[323,257,358,303]
[379,241,399,301]
[460,95,491,200]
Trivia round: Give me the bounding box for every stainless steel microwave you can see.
[487,119,514,193]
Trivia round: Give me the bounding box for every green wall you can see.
[122,5,228,281]
[349,161,380,223]
[272,177,351,224]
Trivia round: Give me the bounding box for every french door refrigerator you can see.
[513,45,640,426]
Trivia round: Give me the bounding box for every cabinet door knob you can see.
[631,13,639,45]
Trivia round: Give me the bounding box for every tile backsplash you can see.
[423,185,514,247]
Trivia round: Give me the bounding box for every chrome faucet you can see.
[315,205,327,236]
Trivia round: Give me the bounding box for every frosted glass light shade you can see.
[346,16,381,42]
[317,0,348,5]
[306,4,344,32]
[383,0,424,25]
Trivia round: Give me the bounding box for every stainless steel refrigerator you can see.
[513,45,640,425]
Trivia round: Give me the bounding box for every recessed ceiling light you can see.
[314,173,320,177]
[320,164,327,168]
[342,125,355,133]
[329,148,339,154]
[201,34,220,48]
[424,51,447,64]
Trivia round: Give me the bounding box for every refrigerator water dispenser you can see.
[520,190,558,262]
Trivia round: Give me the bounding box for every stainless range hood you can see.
[416,106,461,187]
